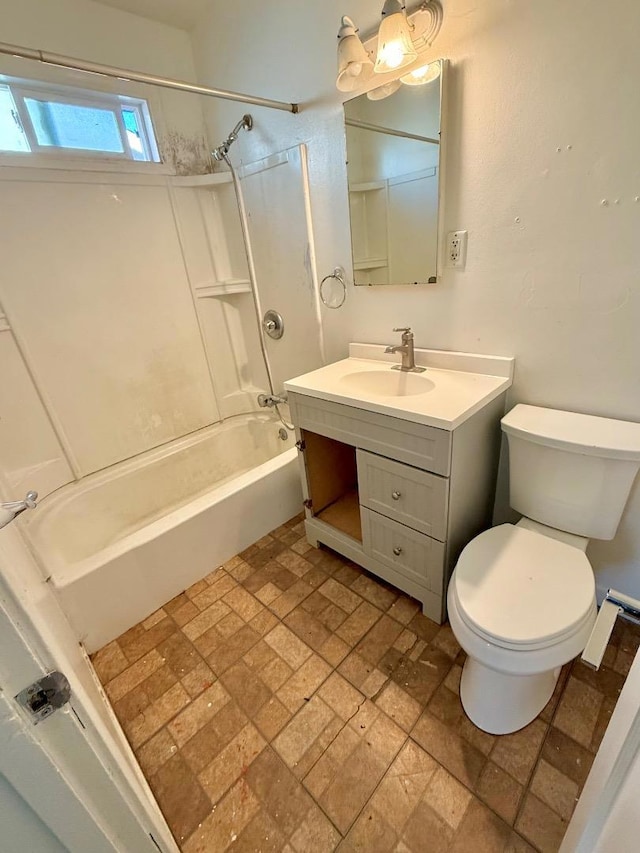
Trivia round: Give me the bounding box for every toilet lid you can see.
[454,524,595,648]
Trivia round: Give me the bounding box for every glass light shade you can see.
[374,1,418,74]
[366,79,402,101]
[337,17,374,92]
[400,62,441,86]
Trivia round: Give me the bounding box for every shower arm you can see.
[0,41,299,114]
[212,115,254,161]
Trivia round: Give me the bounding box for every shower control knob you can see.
[262,309,284,340]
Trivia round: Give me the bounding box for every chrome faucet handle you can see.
[0,491,38,527]
[1,490,38,510]
[393,327,413,342]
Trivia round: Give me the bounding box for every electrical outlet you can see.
[446,230,468,269]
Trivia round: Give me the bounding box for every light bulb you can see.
[374,0,418,74]
[367,79,402,101]
[379,42,405,70]
[400,62,441,86]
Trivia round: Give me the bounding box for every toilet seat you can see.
[452,524,595,651]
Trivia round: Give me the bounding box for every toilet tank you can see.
[502,405,640,540]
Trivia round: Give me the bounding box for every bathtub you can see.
[24,414,302,652]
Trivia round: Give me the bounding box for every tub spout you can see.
[258,393,288,408]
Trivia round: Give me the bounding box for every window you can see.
[0,81,160,162]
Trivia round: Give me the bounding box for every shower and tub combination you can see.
[25,415,300,651]
[3,106,322,652]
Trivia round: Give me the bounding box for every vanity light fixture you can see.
[336,16,374,92]
[374,0,418,73]
[335,1,443,93]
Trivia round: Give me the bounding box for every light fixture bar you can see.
[345,117,439,145]
[0,41,299,114]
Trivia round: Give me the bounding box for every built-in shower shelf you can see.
[194,279,252,298]
[171,172,234,188]
[353,258,388,271]
[349,181,386,193]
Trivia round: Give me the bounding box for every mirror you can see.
[343,60,444,286]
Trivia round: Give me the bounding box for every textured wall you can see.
[191,0,640,598]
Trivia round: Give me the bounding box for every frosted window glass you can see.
[25,98,124,153]
[0,87,29,151]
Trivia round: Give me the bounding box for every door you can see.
[561,632,640,851]
[0,523,178,853]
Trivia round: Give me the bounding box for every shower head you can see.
[212,114,253,161]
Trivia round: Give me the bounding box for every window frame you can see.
[0,79,161,165]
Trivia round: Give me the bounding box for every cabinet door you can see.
[361,508,445,593]
[357,450,448,541]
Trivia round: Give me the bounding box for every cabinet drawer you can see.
[361,508,445,593]
[289,392,451,475]
[357,450,448,540]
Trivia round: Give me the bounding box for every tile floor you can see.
[91,514,639,853]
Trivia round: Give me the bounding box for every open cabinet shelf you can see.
[301,429,362,544]
[316,490,362,542]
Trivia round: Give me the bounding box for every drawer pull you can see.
[392,490,402,501]
[393,546,403,556]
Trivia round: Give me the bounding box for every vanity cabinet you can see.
[288,391,506,623]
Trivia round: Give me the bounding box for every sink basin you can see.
[284,345,514,430]
[339,369,435,398]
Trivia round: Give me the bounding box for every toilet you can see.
[447,403,640,735]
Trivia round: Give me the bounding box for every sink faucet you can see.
[384,328,426,373]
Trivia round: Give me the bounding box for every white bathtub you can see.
[24,414,302,652]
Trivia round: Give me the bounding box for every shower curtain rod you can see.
[345,117,438,145]
[0,41,299,114]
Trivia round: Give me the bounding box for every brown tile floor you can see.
[91,514,640,853]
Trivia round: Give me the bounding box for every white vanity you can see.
[284,343,514,623]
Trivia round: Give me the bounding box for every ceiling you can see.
[94,0,209,30]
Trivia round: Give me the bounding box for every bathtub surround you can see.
[190,0,640,603]
[92,516,639,852]
[0,0,210,497]
[0,1,323,504]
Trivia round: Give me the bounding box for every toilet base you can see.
[460,657,560,735]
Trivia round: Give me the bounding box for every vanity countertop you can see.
[284,343,514,431]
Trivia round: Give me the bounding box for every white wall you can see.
[190,0,640,598]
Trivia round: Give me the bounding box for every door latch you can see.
[15,671,71,724]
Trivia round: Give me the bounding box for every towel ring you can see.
[320,267,347,309]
